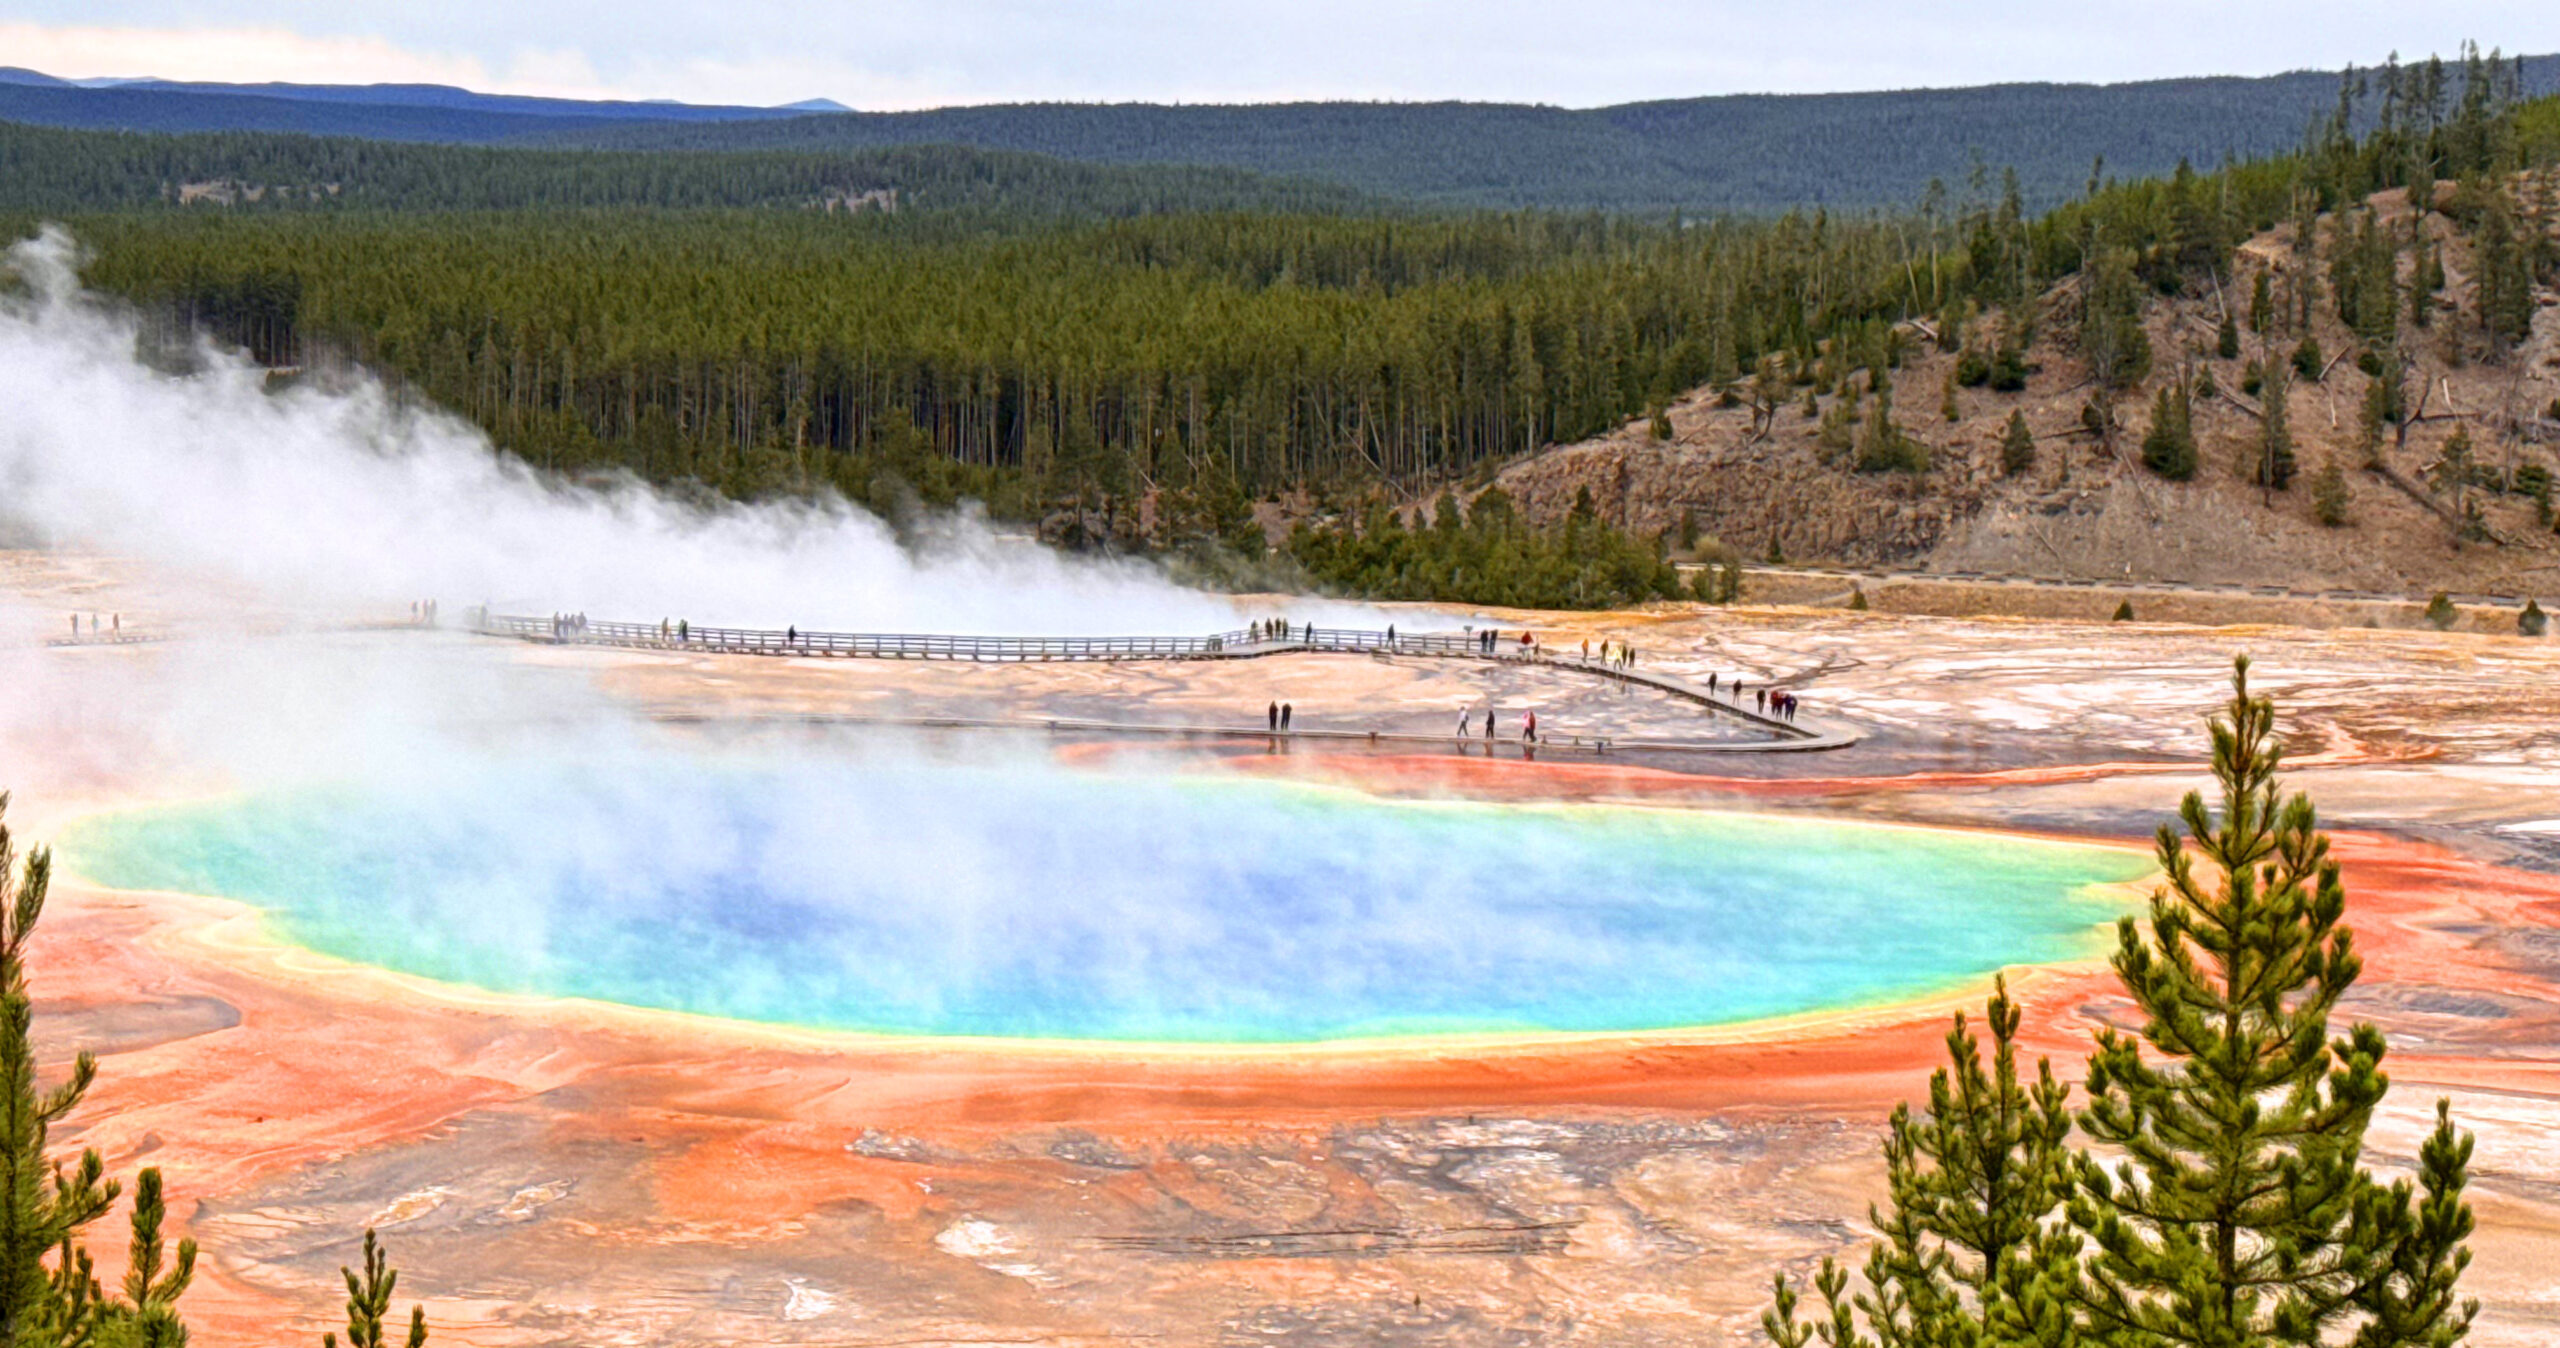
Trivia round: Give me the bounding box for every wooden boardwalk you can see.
[477,613,1858,753]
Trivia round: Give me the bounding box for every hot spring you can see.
[60,756,2151,1042]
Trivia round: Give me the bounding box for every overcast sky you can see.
[4,3,2556,110]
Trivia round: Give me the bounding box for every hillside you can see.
[1491,178,2560,601]
[6,55,2555,213]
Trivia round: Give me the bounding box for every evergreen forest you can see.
[4,47,2556,607]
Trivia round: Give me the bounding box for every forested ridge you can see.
[6,54,2555,213]
[0,123,1373,216]
[546,64,2558,212]
[12,50,2557,605]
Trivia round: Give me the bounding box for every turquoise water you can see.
[58,761,2150,1042]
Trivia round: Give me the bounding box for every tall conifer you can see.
[2071,659,2477,1347]
[1764,979,2082,1348]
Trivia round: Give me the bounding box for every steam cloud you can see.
[0,225,1269,635]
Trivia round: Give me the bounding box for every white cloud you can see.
[0,22,618,100]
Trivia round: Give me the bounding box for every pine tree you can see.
[2257,364,2296,492]
[323,1230,428,1348]
[2141,383,2197,480]
[1764,978,2082,1348]
[2216,309,2241,360]
[1,792,123,1346]
[2111,600,2135,622]
[2081,249,2154,393]
[2000,411,2037,478]
[2071,659,2477,1348]
[2313,456,2352,526]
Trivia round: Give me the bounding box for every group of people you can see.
[65,612,121,638]
[1265,701,1295,731]
[1699,671,1803,721]
[655,618,692,641]
[1248,617,1315,643]
[1756,688,1804,721]
[1468,628,1534,655]
[1456,704,1539,743]
[406,599,440,626]
[1580,638,1637,668]
[548,612,591,639]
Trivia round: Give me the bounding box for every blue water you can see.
[58,760,2150,1042]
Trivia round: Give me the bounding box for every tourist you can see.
[1281,702,1294,730]
[678,619,689,641]
[1484,709,1496,738]
[1458,706,1471,736]
[1524,710,1537,744]
[1387,624,1396,644]
[1708,672,1719,694]
[787,625,798,645]
[1268,701,1279,731]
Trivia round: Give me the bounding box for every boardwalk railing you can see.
[467,611,1851,748]
[473,613,1487,662]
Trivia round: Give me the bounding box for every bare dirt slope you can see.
[1498,184,2560,599]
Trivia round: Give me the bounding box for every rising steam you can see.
[0,225,1253,635]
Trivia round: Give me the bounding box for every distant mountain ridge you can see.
[4,56,2555,213]
[0,70,835,129]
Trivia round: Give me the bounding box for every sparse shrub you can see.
[2141,383,2197,480]
[1765,533,1785,564]
[2240,359,2264,397]
[1936,308,1966,353]
[2255,364,2296,491]
[2312,456,2352,526]
[2521,598,2548,638]
[1999,411,2037,478]
[2111,599,2135,621]
[2216,309,2241,358]
[2356,347,2386,378]
[1815,396,1860,464]
[2193,365,2218,400]
[2425,591,2459,630]
[1690,555,1743,604]
[1648,404,1674,440]
[1955,347,1992,387]
[1854,390,1930,474]
[1677,508,1700,550]
[1847,587,1870,611]
[1986,343,2029,392]
[2292,333,2326,380]
[2518,463,2553,526]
